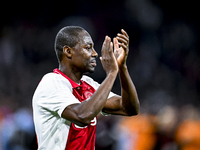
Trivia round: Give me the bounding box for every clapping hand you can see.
[113,29,129,67]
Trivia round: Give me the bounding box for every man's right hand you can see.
[100,36,118,75]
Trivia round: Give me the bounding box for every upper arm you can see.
[102,95,128,116]
[61,103,91,127]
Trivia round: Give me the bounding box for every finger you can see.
[102,36,106,53]
[113,38,121,58]
[110,41,113,53]
[121,29,129,38]
[118,43,128,51]
[116,36,128,46]
[106,36,111,48]
[117,33,129,42]
[117,33,129,44]
[107,36,112,54]
[102,36,109,57]
[113,38,119,50]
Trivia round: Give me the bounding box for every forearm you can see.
[68,72,117,126]
[82,72,117,116]
[119,65,140,115]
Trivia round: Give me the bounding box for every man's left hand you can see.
[113,29,129,67]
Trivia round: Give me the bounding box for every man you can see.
[32,26,140,150]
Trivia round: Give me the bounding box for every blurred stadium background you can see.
[0,0,200,150]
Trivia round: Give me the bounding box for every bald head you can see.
[54,26,86,62]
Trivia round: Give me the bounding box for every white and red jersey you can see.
[32,69,116,150]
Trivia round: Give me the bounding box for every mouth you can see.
[90,60,97,67]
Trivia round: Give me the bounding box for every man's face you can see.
[71,31,98,73]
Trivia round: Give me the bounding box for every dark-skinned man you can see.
[32,26,139,150]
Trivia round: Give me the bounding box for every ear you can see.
[63,45,73,59]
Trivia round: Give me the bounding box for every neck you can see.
[59,64,83,84]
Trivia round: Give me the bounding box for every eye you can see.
[86,46,92,50]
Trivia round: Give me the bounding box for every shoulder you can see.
[33,72,74,106]
[81,75,100,89]
[38,72,72,91]
[81,75,94,83]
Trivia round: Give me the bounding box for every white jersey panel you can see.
[32,73,80,150]
[32,73,117,149]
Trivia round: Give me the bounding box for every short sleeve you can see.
[33,73,80,118]
[37,88,80,117]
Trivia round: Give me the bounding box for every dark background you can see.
[0,0,199,109]
[0,0,199,149]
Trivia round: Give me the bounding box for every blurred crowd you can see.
[0,0,200,149]
[96,104,200,150]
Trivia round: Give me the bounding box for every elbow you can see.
[62,104,96,127]
[126,102,140,116]
[133,100,140,116]
[134,108,140,116]
[127,109,139,116]
[76,113,94,127]
[76,120,90,127]
[133,103,140,116]
[134,104,140,115]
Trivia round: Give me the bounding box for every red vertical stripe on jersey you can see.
[53,69,96,150]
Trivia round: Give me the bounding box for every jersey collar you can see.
[53,68,80,88]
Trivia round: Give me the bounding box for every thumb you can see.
[99,57,104,65]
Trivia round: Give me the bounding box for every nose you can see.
[92,48,98,58]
